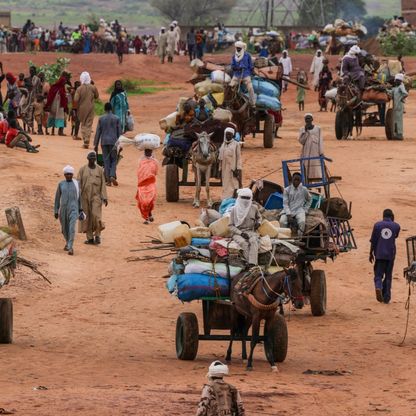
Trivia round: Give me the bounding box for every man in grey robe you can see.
[54,165,83,255]
[391,73,408,140]
[280,173,312,236]
[229,188,262,266]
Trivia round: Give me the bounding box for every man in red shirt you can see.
[6,118,38,152]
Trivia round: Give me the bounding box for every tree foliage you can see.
[28,57,71,84]
[379,32,416,56]
[297,0,367,26]
[150,0,237,25]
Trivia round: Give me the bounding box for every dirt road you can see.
[0,52,416,415]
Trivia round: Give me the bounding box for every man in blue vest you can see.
[230,41,256,107]
[369,209,400,304]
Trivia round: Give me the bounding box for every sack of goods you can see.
[256,94,281,111]
[362,88,389,103]
[210,70,231,84]
[134,133,161,150]
[195,79,224,97]
[176,273,230,302]
[325,87,337,100]
[251,77,279,97]
[213,108,233,122]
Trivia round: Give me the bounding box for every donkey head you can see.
[195,131,214,159]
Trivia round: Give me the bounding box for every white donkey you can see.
[191,131,217,208]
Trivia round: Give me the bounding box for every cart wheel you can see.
[264,314,288,363]
[165,164,179,202]
[176,312,199,360]
[310,270,327,316]
[385,109,394,140]
[335,109,351,140]
[0,298,13,344]
[263,114,275,148]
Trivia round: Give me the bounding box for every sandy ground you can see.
[1,52,416,415]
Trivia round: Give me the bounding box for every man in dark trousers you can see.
[94,102,121,186]
[369,209,400,304]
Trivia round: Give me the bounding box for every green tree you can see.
[150,0,237,25]
[298,0,366,26]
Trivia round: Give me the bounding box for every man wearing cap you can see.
[196,360,245,416]
[341,45,365,90]
[219,127,242,199]
[391,73,408,140]
[299,113,324,183]
[369,209,400,303]
[229,188,262,267]
[77,152,108,245]
[54,165,83,255]
[280,172,312,236]
[230,41,256,107]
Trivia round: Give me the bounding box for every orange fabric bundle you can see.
[135,158,158,220]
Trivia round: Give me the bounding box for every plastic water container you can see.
[213,108,232,122]
[258,220,279,238]
[278,228,292,239]
[264,192,284,210]
[173,224,192,248]
[158,221,183,243]
[159,111,178,131]
[310,193,323,209]
[209,216,231,237]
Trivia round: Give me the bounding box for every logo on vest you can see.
[381,228,393,240]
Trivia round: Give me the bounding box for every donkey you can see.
[191,131,217,208]
[227,268,303,371]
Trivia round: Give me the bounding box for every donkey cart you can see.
[175,298,288,364]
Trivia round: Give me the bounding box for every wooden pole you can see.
[5,207,27,240]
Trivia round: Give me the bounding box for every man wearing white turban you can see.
[230,41,256,106]
[341,45,365,90]
[196,360,245,416]
[74,71,99,148]
[229,188,262,266]
[310,49,324,90]
[218,127,242,199]
[54,166,83,255]
[391,73,408,140]
[166,25,176,63]
[279,50,292,91]
[157,27,168,64]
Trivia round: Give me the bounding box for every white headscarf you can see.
[224,127,235,142]
[80,71,91,85]
[63,165,74,174]
[207,360,229,378]
[348,45,361,56]
[304,113,313,119]
[234,41,246,62]
[316,49,322,56]
[233,188,253,227]
[395,73,404,82]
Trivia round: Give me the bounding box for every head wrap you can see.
[234,41,247,62]
[207,361,229,378]
[316,49,322,56]
[161,26,166,31]
[282,49,288,55]
[172,21,178,26]
[349,45,361,56]
[63,165,74,174]
[6,72,16,85]
[110,80,125,100]
[87,151,96,160]
[80,71,91,85]
[395,73,404,82]
[233,188,253,227]
[46,75,69,111]
[304,113,313,119]
[224,127,235,141]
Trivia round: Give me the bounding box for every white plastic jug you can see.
[158,221,183,243]
[209,216,231,237]
[258,220,279,238]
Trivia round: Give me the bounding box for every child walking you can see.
[296,70,308,112]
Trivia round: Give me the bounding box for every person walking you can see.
[279,50,292,92]
[370,209,400,304]
[110,80,129,133]
[136,148,159,224]
[197,361,245,416]
[186,28,196,61]
[74,71,99,149]
[77,152,108,245]
[391,73,408,140]
[296,70,308,112]
[46,72,69,136]
[94,102,121,186]
[166,25,176,63]
[157,27,168,64]
[116,36,125,64]
[298,113,323,183]
[54,165,83,256]
[310,50,324,91]
[218,127,242,200]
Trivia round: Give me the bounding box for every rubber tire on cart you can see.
[264,313,288,363]
[165,164,179,202]
[310,270,327,316]
[335,109,351,140]
[263,114,275,148]
[176,312,199,360]
[385,108,394,140]
[0,298,13,344]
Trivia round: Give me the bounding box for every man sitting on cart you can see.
[341,45,365,91]
[230,41,256,108]
[279,172,312,237]
[229,188,262,267]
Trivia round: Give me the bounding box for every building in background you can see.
[402,0,416,25]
